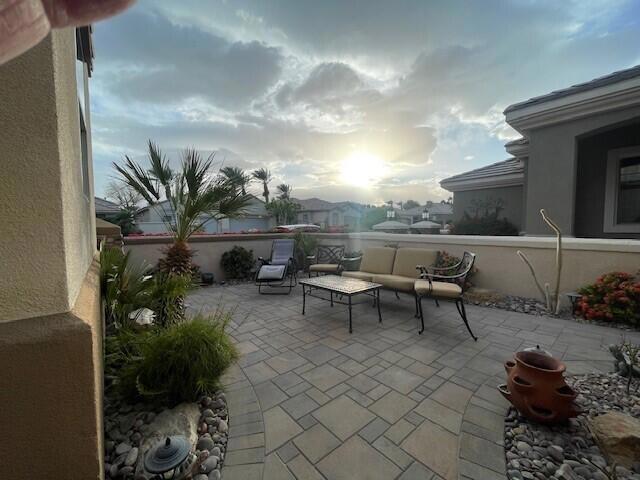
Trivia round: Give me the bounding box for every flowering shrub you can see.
[575,271,640,325]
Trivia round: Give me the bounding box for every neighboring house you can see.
[440,158,525,231]
[94,197,121,220]
[394,203,454,226]
[442,64,640,239]
[293,198,363,230]
[1,27,104,478]
[135,195,274,234]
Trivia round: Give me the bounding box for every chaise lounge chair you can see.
[415,251,477,339]
[255,239,297,294]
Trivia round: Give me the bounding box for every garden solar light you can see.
[143,436,195,480]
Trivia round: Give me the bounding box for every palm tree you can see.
[277,183,292,200]
[252,168,272,203]
[114,141,250,275]
[220,166,251,195]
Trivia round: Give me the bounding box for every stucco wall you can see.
[0,29,95,322]
[452,185,524,230]
[575,119,640,239]
[525,105,640,236]
[124,233,640,302]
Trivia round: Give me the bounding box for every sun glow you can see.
[340,151,387,187]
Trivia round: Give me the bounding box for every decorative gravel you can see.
[103,390,229,480]
[504,373,640,480]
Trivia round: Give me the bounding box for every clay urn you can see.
[498,350,579,424]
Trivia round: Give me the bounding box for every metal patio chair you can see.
[255,239,297,294]
[307,245,346,277]
[414,251,477,340]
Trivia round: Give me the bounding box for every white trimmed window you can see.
[603,146,640,233]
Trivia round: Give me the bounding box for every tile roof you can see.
[505,64,640,113]
[293,198,340,211]
[441,158,524,186]
[94,197,121,214]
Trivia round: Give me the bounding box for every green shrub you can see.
[113,312,238,406]
[576,271,640,325]
[221,246,255,279]
[149,272,193,327]
[294,232,318,269]
[452,213,518,236]
[100,246,153,330]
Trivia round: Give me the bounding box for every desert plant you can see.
[114,141,251,275]
[294,231,318,269]
[116,312,238,405]
[221,166,252,195]
[517,209,563,314]
[100,246,153,330]
[609,340,640,394]
[220,246,255,279]
[277,183,292,200]
[252,168,272,203]
[148,273,193,327]
[575,271,640,325]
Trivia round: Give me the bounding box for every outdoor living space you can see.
[186,283,640,480]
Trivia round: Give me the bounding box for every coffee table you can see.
[299,275,382,333]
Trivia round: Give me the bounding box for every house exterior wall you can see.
[524,105,640,236]
[453,185,524,230]
[298,207,362,228]
[0,30,103,479]
[574,119,640,239]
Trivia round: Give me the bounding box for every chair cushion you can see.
[309,263,340,273]
[257,265,286,280]
[371,274,417,292]
[392,248,438,278]
[359,247,396,274]
[415,279,462,299]
[342,271,374,282]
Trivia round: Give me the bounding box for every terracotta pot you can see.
[498,351,579,424]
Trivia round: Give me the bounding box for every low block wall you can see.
[124,233,640,301]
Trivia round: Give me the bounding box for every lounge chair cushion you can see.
[342,271,374,282]
[309,263,340,273]
[392,248,438,278]
[359,247,396,274]
[371,274,417,292]
[257,265,287,280]
[414,279,462,299]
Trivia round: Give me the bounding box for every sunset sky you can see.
[91,0,640,204]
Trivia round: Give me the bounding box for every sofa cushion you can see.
[371,274,416,292]
[342,271,374,282]
[309,263,340,273]
[359,247,396,274]
[415,279,462,299]
[392,248,438,278]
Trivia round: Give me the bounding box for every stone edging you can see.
[457,380,509,480]
[220,364,266,480]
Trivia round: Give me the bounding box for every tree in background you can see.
[114,140,250,275]
[266,198,299,224]
[220,166,252,195]
[361,206,388,231]
[105,180,143,235]
[252,168,272,203]
[403,199,420,210]
[277,183,292,200]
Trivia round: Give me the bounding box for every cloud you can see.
[93,6,283,109]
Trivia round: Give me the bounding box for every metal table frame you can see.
[300,276,382,333]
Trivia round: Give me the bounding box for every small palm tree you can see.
[277,183,292,200]
[220,166,251,195]
[114,141,250,275]
[252,168,272,203]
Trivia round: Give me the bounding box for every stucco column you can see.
[525,130,577,236]
[0,30,103,479]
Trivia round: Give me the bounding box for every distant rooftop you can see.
[293,198,361,212]
[505,64,640,113]
[94,197,120,214]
